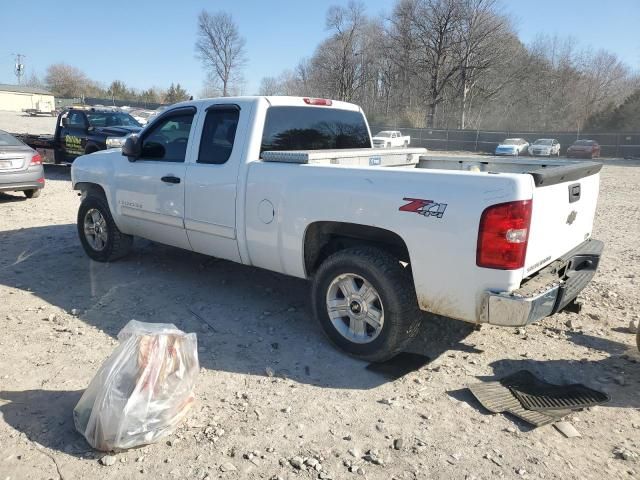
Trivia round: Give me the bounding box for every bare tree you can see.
[411,0,462,127]
[45,63,90,98]
[195,10,247,97]
[258,76,282,96]
[454,0,510,128]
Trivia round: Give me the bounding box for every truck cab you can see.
[54,107,142,163]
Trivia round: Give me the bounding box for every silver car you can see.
[0,130,44,199]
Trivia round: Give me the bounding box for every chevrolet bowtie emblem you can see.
[566,210,578,225]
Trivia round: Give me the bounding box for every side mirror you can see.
[122,135,142,160]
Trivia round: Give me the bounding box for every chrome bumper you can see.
[481,238,604,327]
[483,285,560,327]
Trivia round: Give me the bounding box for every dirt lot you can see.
[0,160,639,480]
[0,110,57,136]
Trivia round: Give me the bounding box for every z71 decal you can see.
[399,198,448,219]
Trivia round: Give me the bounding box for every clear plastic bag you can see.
[74,320,199,451]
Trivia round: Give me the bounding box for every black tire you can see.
[311,246,422,362]
[77,194,132,262]
[24,189,41,199]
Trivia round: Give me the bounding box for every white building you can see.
[0,84,55,113]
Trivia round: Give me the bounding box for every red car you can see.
[567,139,600,159]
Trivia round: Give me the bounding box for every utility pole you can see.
[12,53,25,84]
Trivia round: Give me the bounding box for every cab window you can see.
[67,112,87,128]
[140,113,194,162]
[198,107,240,165]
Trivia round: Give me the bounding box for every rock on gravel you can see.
[100,455,117,466]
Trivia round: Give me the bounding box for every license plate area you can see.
[0,160,12,169]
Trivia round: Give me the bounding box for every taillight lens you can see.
[303,97,333,106]
[477,200,532,270]
[30,153,43,165]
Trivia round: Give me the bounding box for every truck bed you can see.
[14,133,56,150]
[261,148,602,187]
[416,155,603,187]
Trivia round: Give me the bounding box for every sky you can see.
[1,0,638,97]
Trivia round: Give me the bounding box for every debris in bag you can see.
[73,320,199,451]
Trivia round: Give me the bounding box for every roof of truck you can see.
[175,96,362,113]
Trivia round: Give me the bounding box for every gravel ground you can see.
[0,110,57,135]
[0,160,639,479]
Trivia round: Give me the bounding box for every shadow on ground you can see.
[0,223,477,393]
[0,389,91,458]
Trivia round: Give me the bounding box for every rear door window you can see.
[260,106,371,153]
[198,107,240,165]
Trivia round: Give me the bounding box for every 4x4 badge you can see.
[399,198,447,219]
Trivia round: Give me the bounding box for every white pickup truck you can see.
[71,96,604,361]
[372,130,410,148]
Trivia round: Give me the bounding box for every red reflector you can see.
[476,200,532,270]
[303,97,333,106]
[30,153,43,165]
[37,177,45,184]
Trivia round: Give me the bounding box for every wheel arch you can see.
[303,221,412,278]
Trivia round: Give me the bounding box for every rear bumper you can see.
[481,239,604,327]
[0,166,44,192]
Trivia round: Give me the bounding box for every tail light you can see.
[303,97,333,106]
[30,153,43,165]
[477,200,532,270]
[37,177,45,185]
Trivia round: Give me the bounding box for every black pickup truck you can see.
[16,107,142,164]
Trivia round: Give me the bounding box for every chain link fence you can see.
[369,125,640,158]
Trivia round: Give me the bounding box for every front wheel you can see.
[311,247,422,362]
[77,194,133,262]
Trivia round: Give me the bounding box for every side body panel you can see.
[243,162,533,323]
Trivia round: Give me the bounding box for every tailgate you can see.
[524,162,602,275]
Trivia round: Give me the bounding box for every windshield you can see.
[502,139,521,145]
[0,131,24,147]
[375,131,393,138]
[534,139,553,146]
[86,112,141,128]
[574,140,594,146]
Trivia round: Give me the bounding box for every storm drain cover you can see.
[501,370,610,412]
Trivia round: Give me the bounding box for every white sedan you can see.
[529,139,561,157]
[495,138,529,156]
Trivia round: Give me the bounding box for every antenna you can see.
[12,53,26,84]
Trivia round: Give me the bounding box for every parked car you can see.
[130,109,154,126]
[567,139,600,159]
[495,138,529,156]
[16,107,143,164]
[0,129,44,198]
[529,138,561,157]
[372,130,410,148]
[71,96,603,361]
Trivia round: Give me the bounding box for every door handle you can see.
[161,175,181,184]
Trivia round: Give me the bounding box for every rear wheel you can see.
[23,189,41,199]
[77,194,132,262]
[311,246,422,362]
